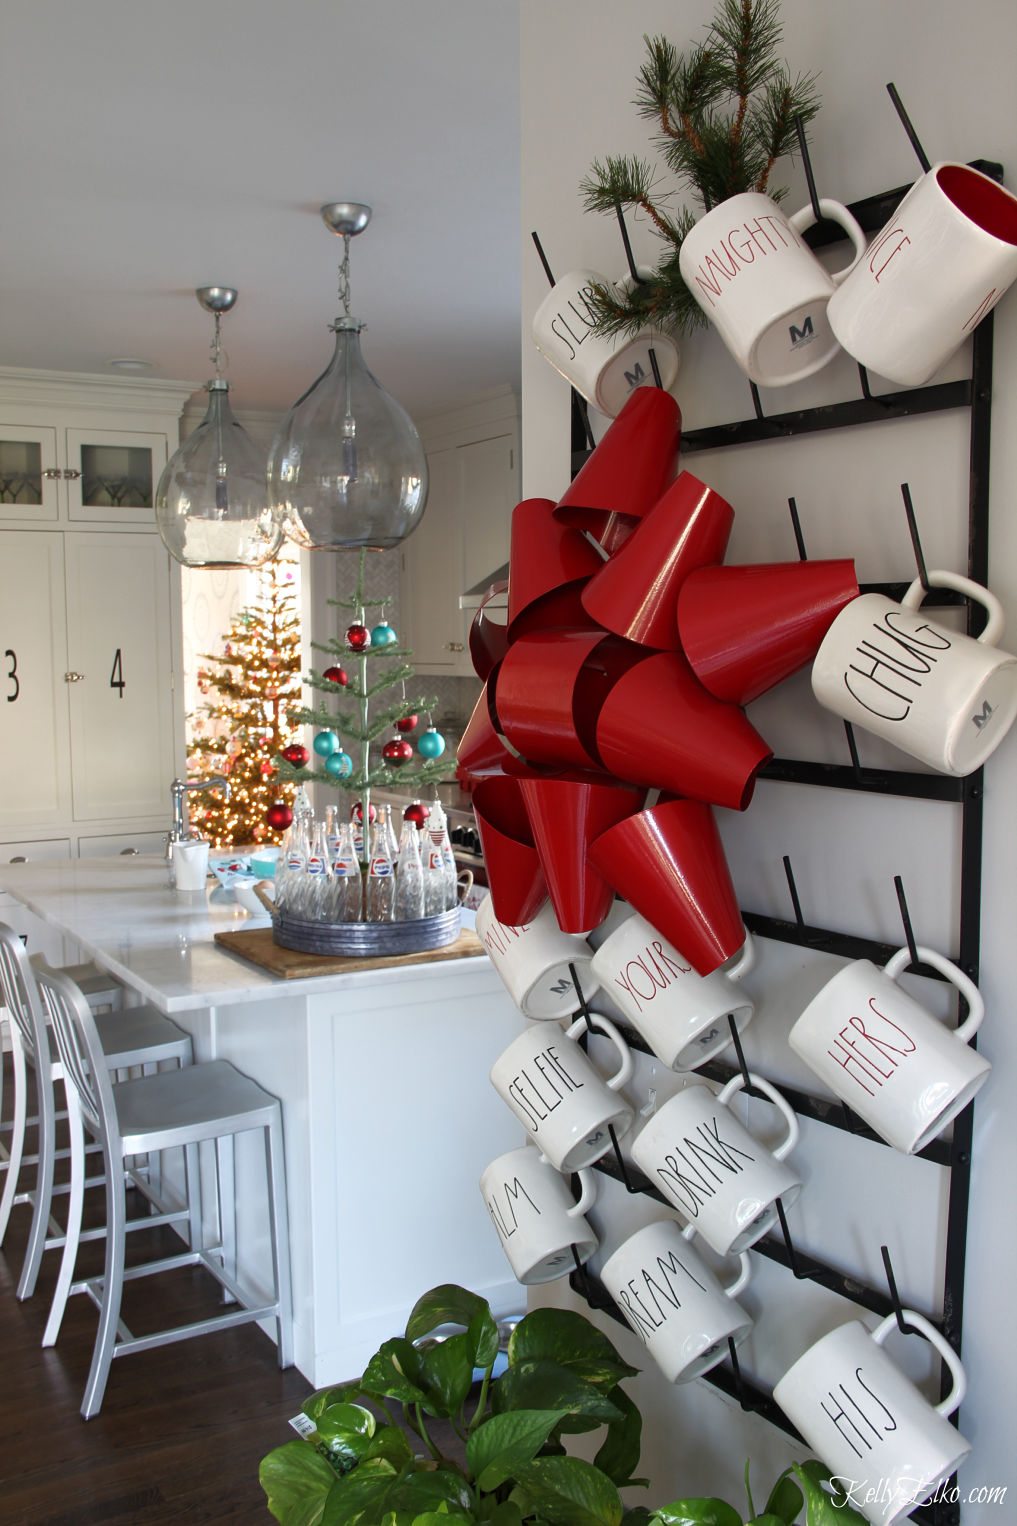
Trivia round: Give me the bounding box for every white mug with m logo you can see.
[678,192,866,387]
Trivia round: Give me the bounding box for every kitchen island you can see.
[0,856,525,1384]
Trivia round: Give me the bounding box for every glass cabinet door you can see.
[65,427,168,524]
[0,425,59,521]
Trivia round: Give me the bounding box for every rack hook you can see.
[727,1336,755,1411]
[788,496,808,561]
[857,362,873,400]
[727,1013,765,1101]
[750,381,765,421]
[885,83,933,174]
[569,960,592,1026]
[893,875,921,971]
[608,1123,642,1194]
[843,720,865,783]
[900,483,931,592]
[775,1197,804,1279]
[794,115,823,224]
[531,229,556,288]
[615,202,643,286]
[880,1243,920,1335]
[782,855,808,944]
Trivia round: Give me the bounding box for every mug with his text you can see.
[788,943,989,1155]
[773,1310,971,1526]
[811,569,1017,777]
[475,894,601,1019]
[479,1144,598,1285]
[590,912,755,1070]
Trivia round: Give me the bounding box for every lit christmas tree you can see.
[187,558,303,846]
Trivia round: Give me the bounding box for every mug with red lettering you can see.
[788,944,989,1155]
[479,1144,598,1285]
[475,894,601,1019]
[811,570,1017,777]
[590,912,755,1070]
[827,161,1017,387]
[677,192,866,386]
[489,1011,634,1172]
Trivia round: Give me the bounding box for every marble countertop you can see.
[0,856,483,1013]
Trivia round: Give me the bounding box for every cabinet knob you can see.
[443,641,465,653]
[64,671,86,683]
[63,468,82,481]
[43,468,62,480]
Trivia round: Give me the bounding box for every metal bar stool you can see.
[0,923,193,1304]
[34,960,293,1419]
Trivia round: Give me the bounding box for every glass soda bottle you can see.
[304,821,333,922]
[365,815,396,922]
[275,817,307,916]
[394,818,424,921]
[422,826,447,917]
[427,803,459,912]
[330,820,363,922]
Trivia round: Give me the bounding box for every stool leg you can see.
[264,1109,293,1369]
[80,1137,127,1420]
[185,1142,202,1250]
[0,1028,27,1244]
[17,1056,59,1299]
[216,1135,236,1290]
[42,1088,86,1346]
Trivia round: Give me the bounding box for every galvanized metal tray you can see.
[272,905,462,958]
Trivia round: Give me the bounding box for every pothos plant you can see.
[579,0,820,340]
[259,1284,868,1526]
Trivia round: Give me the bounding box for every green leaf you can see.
[478,1502,525,1526]
[763,1470,804,1525]
[621,1509,654,1526]
[406,1285,500,1371]
[406,1514,475,1526]
[417,1331,476,1416]
[508,1310,639,1390]
[593,1384,644,1488]
[303,1384,368,1421]
[361,1337,431,1406]
[366,1426,415,1469]
[260,1441,339,1526]
[492,1361,623,1432]
[511,1455,624,1526]
[320,1458,404,1526]
[651,1501,743,1526]
[466,1409,569,1493]
[791,1463,869,1526]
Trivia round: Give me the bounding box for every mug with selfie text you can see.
[632,1072,802,1256]
[475,894,601,1019]
[479,1144,598,1285]
[678,192,866,387]
[590,912,755,1070]
[812,570,1017,776]
[600,1216,753,1385]
[489,1012,634,1172]
[773,1310,971,1526]
[789,944,989,1155]
[827,161,1017,387]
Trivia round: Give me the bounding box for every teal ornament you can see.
[418,726,446,759]
[370,620,398,647]
[325,750,353,778]
[313,730,340,757]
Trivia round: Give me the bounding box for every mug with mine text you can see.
[489,1011,634,1172]
[600,1217,753,1385]
[590,912,755,1070]
[773,1310,971,1526]
[678,193,866,387]
[788,944,989,1155]
[479,1144,598,1284]
[811,570,1017,777]
[632,1072,802,1256]
[475,894,600,1019]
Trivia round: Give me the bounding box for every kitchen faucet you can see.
[169,775,231,846]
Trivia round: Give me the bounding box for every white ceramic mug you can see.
[531,267,680,418]
[600,1217,752,1385]
[828,161,1017,386]
[677,192,867,386]
[773,1310,970,1526]
[170,837,210,891]
[631,1072,802,1256]
[489,1012,634,1172]
[479,1144,598,1284]
[475,894,601,1019]
[811,570,1017,776]
[590,913,754,1070]
[789,944,989,1155]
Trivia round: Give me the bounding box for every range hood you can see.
[459,564,509,611]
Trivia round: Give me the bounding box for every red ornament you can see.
[265,801,293,831]
[323,665,350,687]
[260,759,274,776]
[395,713,418,733]
[382,738,413,766]
[404,802,430,827]
[346,623,370,651]
[352,800,377,825]
[281,743,310,767]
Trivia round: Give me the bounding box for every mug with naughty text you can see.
[811,570,1017,776]
[631,1072,802,1256]
[475,894,601,1019]
[489,1011,634,1172]
[773,1310,971,1526]
[678,193,866,386]
[531,267,680,418]
[789,944,989,1155]
[600,1216,753,1385]
[590,912,755,1070]
[827,161,1017,387]
[479,1143,598,1284]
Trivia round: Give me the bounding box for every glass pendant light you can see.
[268,203,429,551]
[155,287,282,568]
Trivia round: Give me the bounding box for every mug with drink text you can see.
[631,1072,802,1256]
[773,1310,971,1526]
[475,894,601,1019]
[788,944,989,1155]
[677,192,867,387]
[811,569,1017,776]
[489,1011,634,1172]
[479,1143,598,1284]
[600,1216,753,1384]
[590,912,755,1070]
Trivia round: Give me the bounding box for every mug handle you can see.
[718,1070,801,1160]
[901,568,1006,647]
[566,1011,635,1092]
[569,1167,598,1219]
[884,943,985,1045]
[724,928,755,981]
[789,197,867,284]
[871,1307,966,1418]
[681,1221,753,1299]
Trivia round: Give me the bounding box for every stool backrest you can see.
[0,921,46,1061]
[33,962,115,1147]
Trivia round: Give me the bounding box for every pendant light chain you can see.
[210,310,226,381]
[337,233,353,318]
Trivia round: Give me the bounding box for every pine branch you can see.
[580,157,689,244]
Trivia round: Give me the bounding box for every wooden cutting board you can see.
[214,925,485,978]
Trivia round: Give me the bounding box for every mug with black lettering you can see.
[600,1217,753,1385]
[812,569,1017,777]
[590,912,755,1070]
[631,1072,802,1256]
[773,1310,970,1526]
[677,192,866,387]
[479,1143,598,1285]
[788,944,989,1155]
[489,1011,634,1172]
[531,267,680,418]
[475,894,601,1020]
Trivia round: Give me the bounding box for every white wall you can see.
[520,2,1017,1516]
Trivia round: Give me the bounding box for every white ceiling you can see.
[0,0,522,421]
